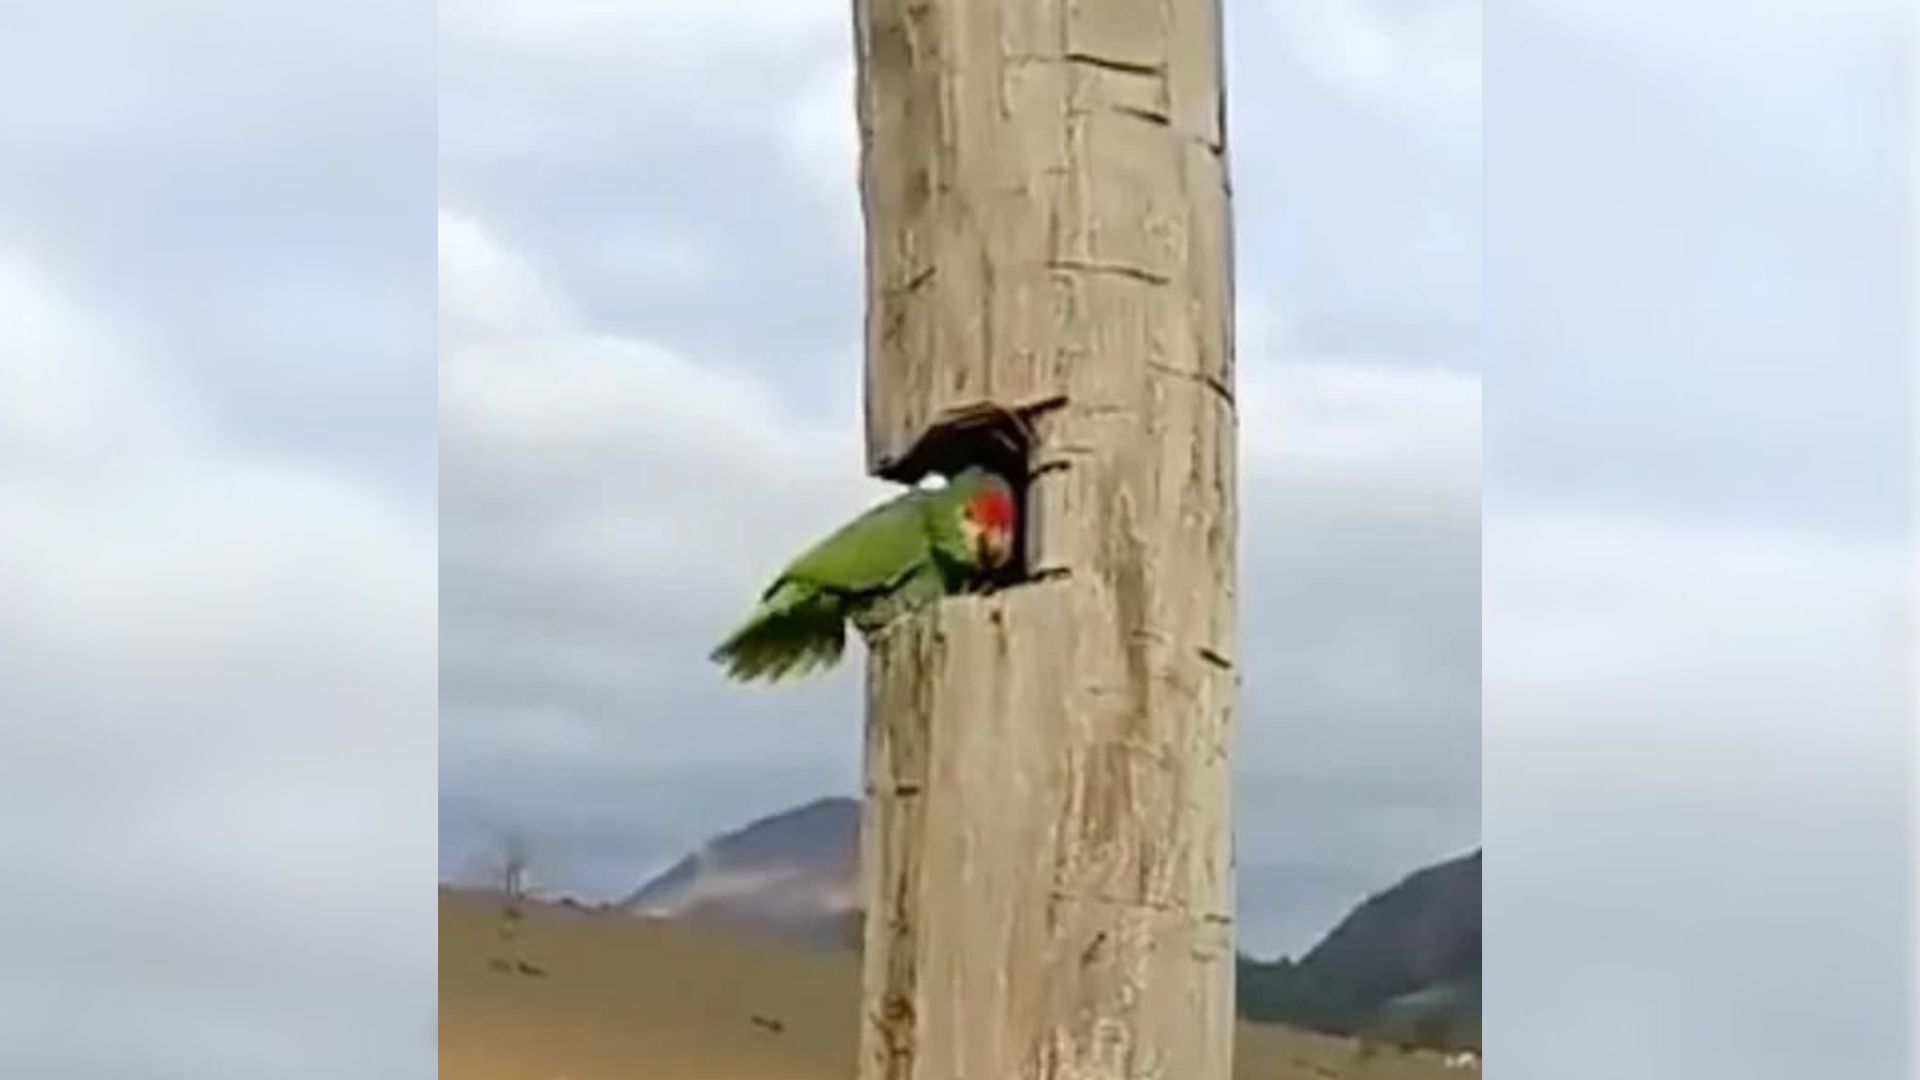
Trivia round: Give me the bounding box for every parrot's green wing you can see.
[777,488,938,595]
[847,558,950,637]
[710,489,939,683]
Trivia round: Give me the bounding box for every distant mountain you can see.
[619,797,862,948]
[1239,850,1480,1050]
[623,799,1480,1050]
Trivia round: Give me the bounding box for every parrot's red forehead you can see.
[969,487,1015,533]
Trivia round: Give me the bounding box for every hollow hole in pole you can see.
[878,397,1065,590]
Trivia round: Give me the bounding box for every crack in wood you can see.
[888,265,936,294]
[1063,51,1168,80]
[1145,360,1234,404]
[1048,258,1172,287]
[1112,104,1172,127]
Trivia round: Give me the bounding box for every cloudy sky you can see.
[438,0,1481,961]
[1484,0,1913,1075]
[0,0,1912,1077]
[1,2,437,1076]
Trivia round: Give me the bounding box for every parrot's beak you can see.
[984,524,1014,568]
[963,519,1001,568]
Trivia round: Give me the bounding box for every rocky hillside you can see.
[619,797,861,947]
[1239,851,1481,1050]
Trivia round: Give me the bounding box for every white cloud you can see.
[0,249,435,1077]
[438,212,578,339]
[439,208,886,623]
[1244,357,1481,497]
[0,252,201,469]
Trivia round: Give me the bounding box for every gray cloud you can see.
[0,0,436,499]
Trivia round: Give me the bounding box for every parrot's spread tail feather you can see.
[709,580,847,683]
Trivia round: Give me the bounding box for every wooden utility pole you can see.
[852,0,1235,1078]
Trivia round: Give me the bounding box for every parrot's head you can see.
[952,467,1018,570]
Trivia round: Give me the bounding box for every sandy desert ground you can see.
[440,889,1475,1080]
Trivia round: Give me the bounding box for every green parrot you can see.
[710,467,1018,683]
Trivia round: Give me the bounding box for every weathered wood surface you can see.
[853,0,1237,1078]
[854,0,1234,482]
